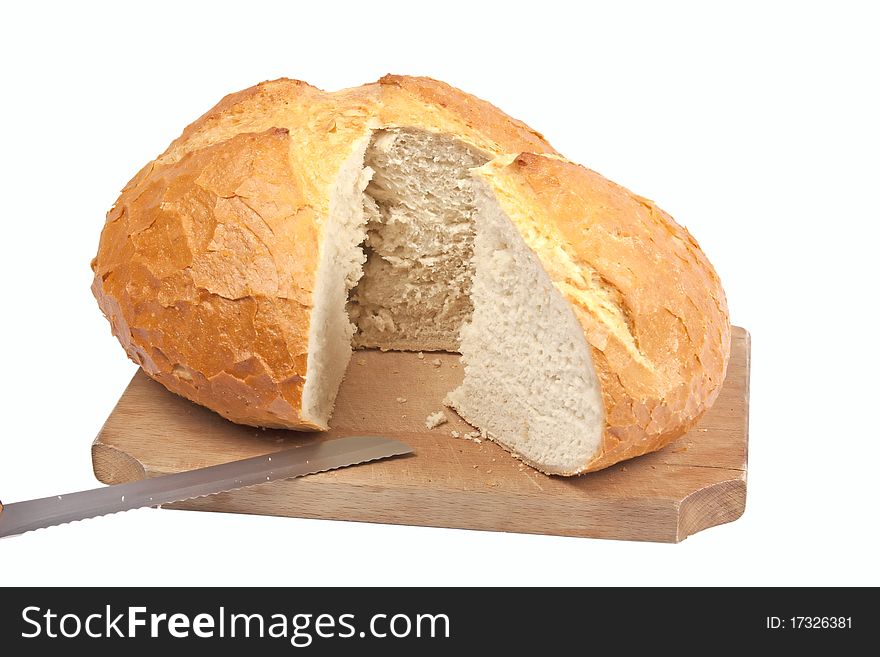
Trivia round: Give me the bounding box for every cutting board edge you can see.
[92,440,147,486]
[676,475,747,542]
[90,451,747,543]
[160,478,686,542]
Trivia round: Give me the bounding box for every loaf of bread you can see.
[92,75,730,475]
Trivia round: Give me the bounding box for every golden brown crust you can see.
[476,154,731,473]
[92,76,555,429]
[93,128,322,428]
[376,75,557,156]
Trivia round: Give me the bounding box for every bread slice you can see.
[92,76,729,474]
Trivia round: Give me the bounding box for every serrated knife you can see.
[0,435,411,538]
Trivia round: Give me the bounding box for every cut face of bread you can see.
[306,127,605,472]
[445,181,605,473]
[348,129,487,351]
[300,137,372,428]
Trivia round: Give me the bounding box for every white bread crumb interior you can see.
[308,128,604,472]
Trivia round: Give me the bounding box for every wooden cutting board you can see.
[92,327,750,543]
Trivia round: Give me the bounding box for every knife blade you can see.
[0,435,411,538]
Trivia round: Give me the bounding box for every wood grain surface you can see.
[92,327,750,542]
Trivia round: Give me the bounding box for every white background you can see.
[1,1,878,586]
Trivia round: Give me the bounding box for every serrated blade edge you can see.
[0,435,411,538]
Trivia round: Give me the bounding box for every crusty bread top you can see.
[92,76,556,428]
[475,153,731,473]
[376,75,555,156]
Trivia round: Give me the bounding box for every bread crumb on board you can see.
[357,358,367,366]
[450,430,461,438]
[432,358,441,367]
[417,352,425,360]
[463,431,482,444]
[396,397,407,403]
[425,410,448,429]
